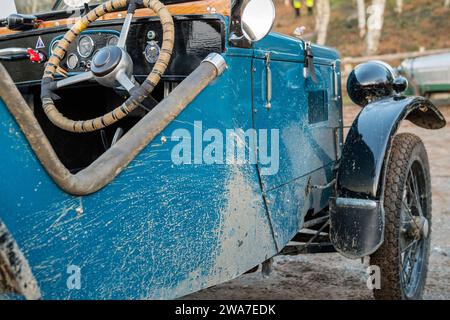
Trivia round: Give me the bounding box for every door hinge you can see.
[303,41,317,83]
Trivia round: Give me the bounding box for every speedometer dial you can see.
[77,36,95,58]
[66,53,79,70]
[107,35,119,47]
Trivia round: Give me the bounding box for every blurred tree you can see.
[366,0,386,55]
[315,0,330,45]
[356,0,366,38]
[395,0,403,14]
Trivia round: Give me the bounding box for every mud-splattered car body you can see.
[0,0,445,300]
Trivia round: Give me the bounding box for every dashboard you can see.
[0,16,225,86]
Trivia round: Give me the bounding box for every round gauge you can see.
[77,35,95,58]
[107,35,119,47]
[144,41,160,64]
[66,53,79,70]
[51,40,59,55]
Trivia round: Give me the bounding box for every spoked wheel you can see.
[371,133,431,300]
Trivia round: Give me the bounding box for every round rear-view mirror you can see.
[241,0,276,42]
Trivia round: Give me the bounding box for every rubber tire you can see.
[370,133,431,300]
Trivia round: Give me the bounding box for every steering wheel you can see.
[41,0,174,133]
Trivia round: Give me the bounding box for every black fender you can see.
[330,96,446,258]
[0,219,41,299]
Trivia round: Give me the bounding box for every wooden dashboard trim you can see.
[0,0,230,36]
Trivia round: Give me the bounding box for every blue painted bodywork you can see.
[0,22,342,298]
[251,33,341,248]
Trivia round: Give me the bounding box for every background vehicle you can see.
[0,0,445,300]
[399,53,450,98]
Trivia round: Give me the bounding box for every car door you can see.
[251,36,341,247]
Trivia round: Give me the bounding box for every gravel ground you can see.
[187,104,450,300]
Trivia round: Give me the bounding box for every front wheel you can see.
[371,133,432,300]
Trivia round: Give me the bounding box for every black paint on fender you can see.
[330,198,384,258]
[339,96,445,199]
[330,95,445,258]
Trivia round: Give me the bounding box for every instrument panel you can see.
[49,31,120,72]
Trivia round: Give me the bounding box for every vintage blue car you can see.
[0,0,446,300]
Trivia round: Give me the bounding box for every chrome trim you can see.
[265,52,272,109]
[50,41,59,55]
[56,71,94,89]
[77,35,95,58]
[332,60,341,101]
[0,48,28,56]
[335,198,378,210]
[117,13,133,49]
[202,53,227,76]
[66,53,79,70]
[95,48,133,89]
[107,35,120,47]
[116,72,136,93]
